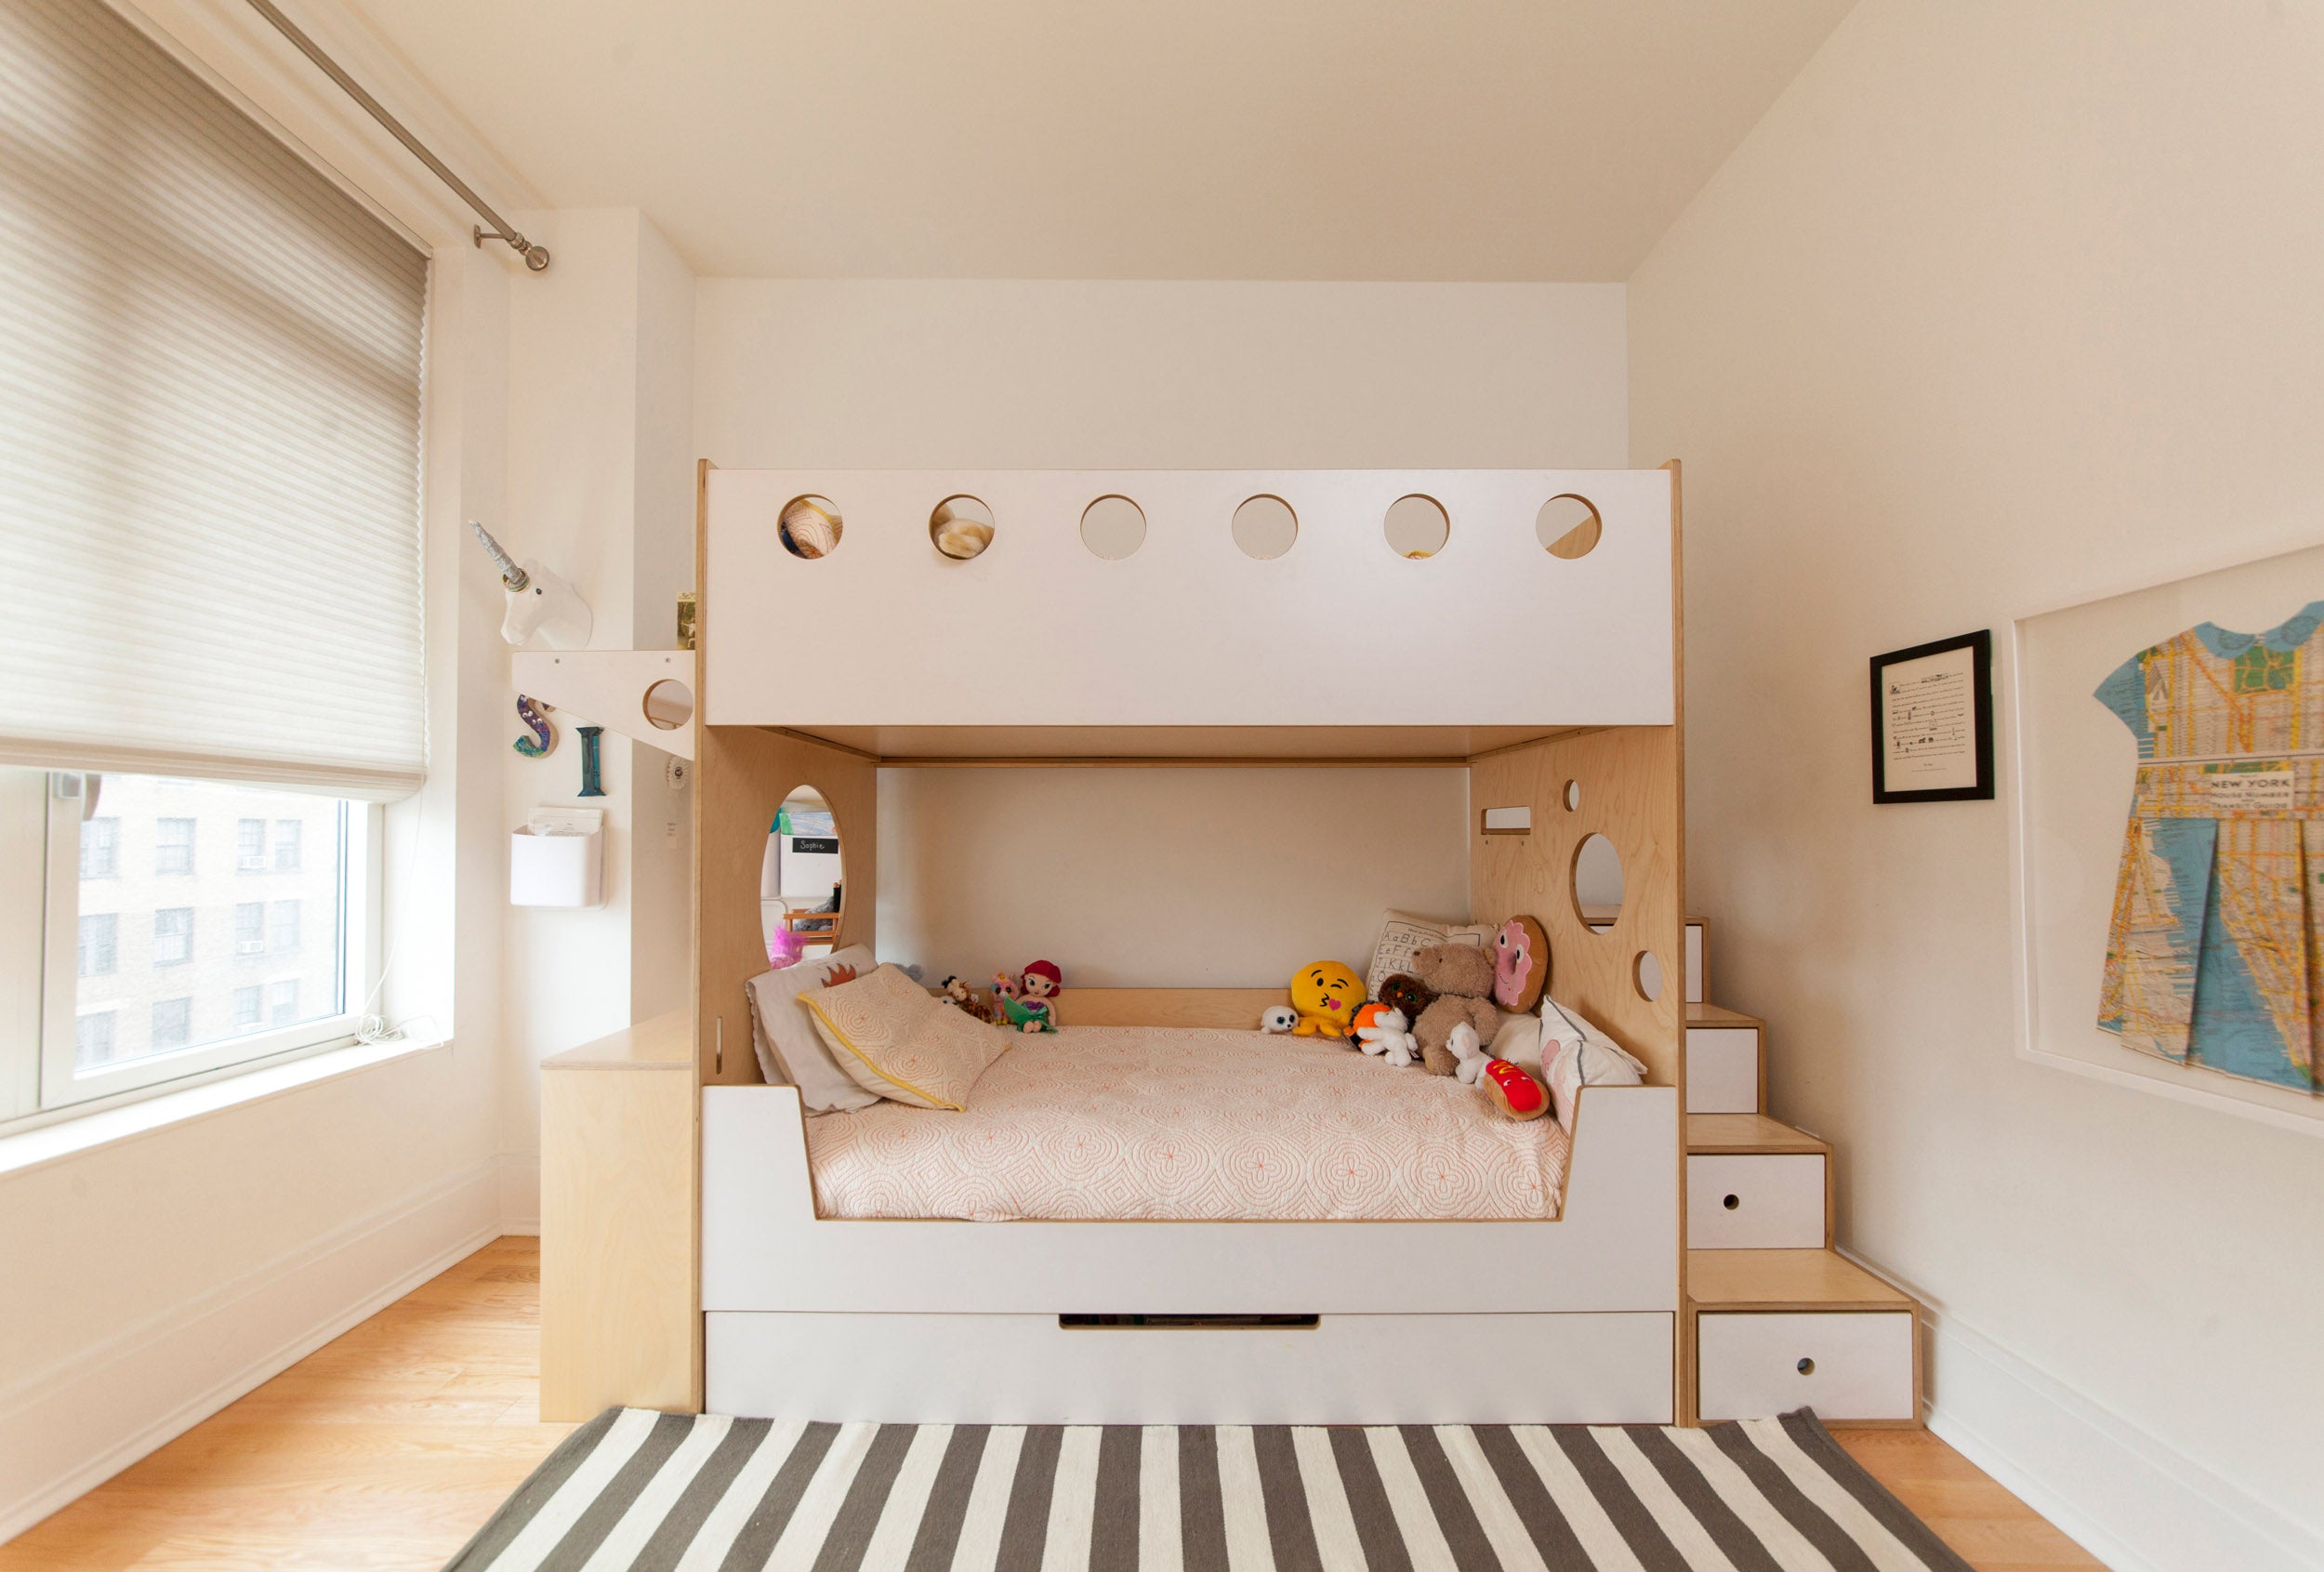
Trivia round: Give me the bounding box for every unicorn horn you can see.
[469,520,530,592]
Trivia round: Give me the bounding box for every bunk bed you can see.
[533,462,1689,1426]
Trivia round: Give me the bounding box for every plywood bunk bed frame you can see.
[602,462,1688,1425]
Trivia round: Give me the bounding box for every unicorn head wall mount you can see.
[469,520,593,650]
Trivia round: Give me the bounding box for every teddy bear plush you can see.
[1406,942,1503,1077]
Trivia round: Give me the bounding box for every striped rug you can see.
[445,1408,1971,1571]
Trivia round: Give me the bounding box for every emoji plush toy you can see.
[1289,960,1366,1038]
[1492,916,1551,1012]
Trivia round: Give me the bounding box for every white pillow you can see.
[1366,909,1494,999]
[1538,998,1647,1132]
[745,946,880,1113]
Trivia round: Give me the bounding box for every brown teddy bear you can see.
[1406,943,1502,1077]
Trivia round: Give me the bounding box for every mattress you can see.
[801,1024,1569,1222]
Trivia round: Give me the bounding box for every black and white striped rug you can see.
[446,1408,1970,1571]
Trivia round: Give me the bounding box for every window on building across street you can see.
[77,912,116,977]
[80,816,117,879]
[154,818,195,877]
[152,907,193,967]
[273,819,301,873]
[236,817,267,871]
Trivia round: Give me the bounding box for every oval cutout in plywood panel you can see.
[930,495,995,560]
[1634,949,1665,1002]
[1080,495,1146,560]
[1383,494,1449,558]
[1538,494,1602,559]
[1231,495,1298,560]
[641,679,693,731]
[780,495,843,559]
[763,786,843,966]
[1564,779,1582,812]
[1573,831,1623,927]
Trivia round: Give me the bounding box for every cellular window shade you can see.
[0,0,428,799]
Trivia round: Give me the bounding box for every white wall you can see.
[878,767,1472,990]
[497,209,697,1219]
[1628,2,2324,1565]
[696,279,1628,977]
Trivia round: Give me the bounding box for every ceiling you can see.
[340,0,1854,282]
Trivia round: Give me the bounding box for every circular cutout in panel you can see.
[780,495,843,560]
[1563,779,1581,812]
[1231,495,1299,560]
[930,495,995,561]
[1383,494,1449,558]
[1572,831,1625,928]
[1537,494,1603,560]
[641,679,693,731]
[1080,495,1146,560]
[762,787,843,964]
[1634,949,1665,1002]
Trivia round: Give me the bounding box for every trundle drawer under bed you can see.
[706,1311,1675,1425]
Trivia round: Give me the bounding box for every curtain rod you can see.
[242,0,549,271]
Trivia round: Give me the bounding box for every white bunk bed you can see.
[531,463,1691,1425]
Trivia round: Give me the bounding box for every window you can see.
[152,907,193,967]
[77,913,116,977]
[75,1012,115,1067]
[80,817,117,879]
[0,0,416,1128]
[154,819,195,877]
[270,900,301,955]
[3,771,372,1123]
[236,818,267,871]
[151,998,192,1051]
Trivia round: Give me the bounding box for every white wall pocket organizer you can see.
[511,805,605,908]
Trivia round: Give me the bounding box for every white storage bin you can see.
[1697,1311,1916,1422]
[1686,1155,1827,1248]
[511,808,605,908]
[1685,1025,1761,1113]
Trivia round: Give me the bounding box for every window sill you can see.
[0,1031,451,1182]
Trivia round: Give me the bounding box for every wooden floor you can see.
[0,1236,2105,1570]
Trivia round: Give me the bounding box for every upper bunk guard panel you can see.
[705,469,1675,732]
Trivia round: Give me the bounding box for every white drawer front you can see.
[1685,1027,1760,1113]
[1687,1156,1826,1248]
[1697,1312,1915,1422]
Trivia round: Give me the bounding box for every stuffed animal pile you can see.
[1271,918,1557,1120]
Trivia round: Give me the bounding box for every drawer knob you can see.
[1723,1194,1740,1210]
[1796,1357,1816,1376]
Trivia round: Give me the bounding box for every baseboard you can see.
[497,1148,540,1235]
[1918,1303,2323,1572]
[0,1155,508,1545]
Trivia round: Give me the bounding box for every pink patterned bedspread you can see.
[801,1025,1569,1222]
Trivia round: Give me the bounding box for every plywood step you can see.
[1684,1249,1925,1429]
[1687,1119,1832,1250]
[1685,1114,1827,1156]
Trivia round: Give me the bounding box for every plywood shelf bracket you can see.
[512,649,698,760]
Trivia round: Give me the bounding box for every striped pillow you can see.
[799,963,1009,1110]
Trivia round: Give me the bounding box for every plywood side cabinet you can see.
[540,1010,700,1421]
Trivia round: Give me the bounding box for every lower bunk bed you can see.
[701,1022,1679,1425]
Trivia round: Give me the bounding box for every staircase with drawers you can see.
[1676,920,1924,1427]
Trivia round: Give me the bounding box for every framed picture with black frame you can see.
[1870,629,1994,803]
